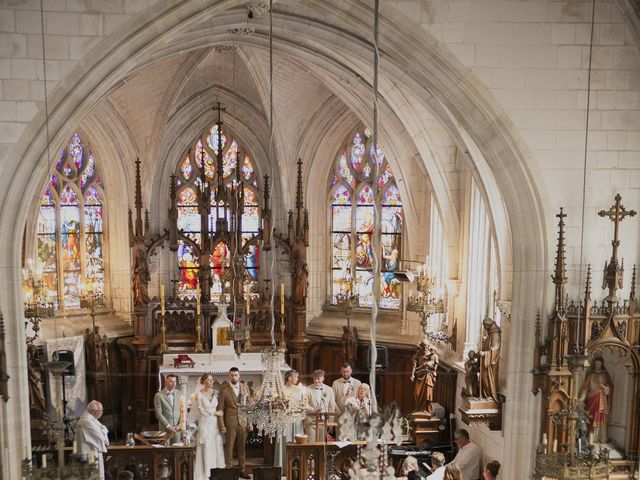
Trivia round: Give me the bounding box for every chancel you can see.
[1,1,640,480]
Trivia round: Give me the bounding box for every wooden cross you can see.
[598,194,636,253]
[212,102,226,126]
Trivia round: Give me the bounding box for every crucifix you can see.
[598,194,637,303]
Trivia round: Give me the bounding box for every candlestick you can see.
[179,397,186,431]
[280,282,285,314]
[160,283,165,315]
[196,284,201,316]
[246,295,250,315]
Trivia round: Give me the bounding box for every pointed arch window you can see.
[329,129,404,310]
[34,132,105,309]
[174,124,260,300]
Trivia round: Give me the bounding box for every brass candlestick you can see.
[279,312,286,351]
[160,313,168,353]
[195,314,203,353]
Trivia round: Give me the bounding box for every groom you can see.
[218,367,252,479]
[154,374,183,443]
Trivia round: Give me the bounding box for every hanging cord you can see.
[39,0,57,339]
[369,0,380,412]
[576,0,596,350]
[267,0,277,347]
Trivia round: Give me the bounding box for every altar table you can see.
[104,444,195,480]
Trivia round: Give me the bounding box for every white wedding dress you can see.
[194,389,225,480]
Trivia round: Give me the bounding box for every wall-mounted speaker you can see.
[52,350,75,376]
[367,345,389,371]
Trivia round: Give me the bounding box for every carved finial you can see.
[287,209,294,239]
[303,209,309,247]
[261,174,272,251]
[296,159,304,211]
[585,264,592,300]
[144,209,150,242]
[535,309,541,339]
[630,265,637,302]
[134,158,143,237]
[552,208,568,309]
[128,208,134,246]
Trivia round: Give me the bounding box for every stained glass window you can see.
[175,124,260,301]
[32,132,106,309]
[329,129,403,310]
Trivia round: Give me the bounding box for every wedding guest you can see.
[332,362,361,413]
[444,464,464,480]
[194,373,225,480]
[400,455,422,479]
[274,369,306,467]
[75,400,109,480]
[304,369,337,441]
[154,374,183,443]
[427,452,446,480]
[218,367,252,479]
[451,429,481,480]
[483,460,501,480]
[345,383,372,419]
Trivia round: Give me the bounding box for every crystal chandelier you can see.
[240,347,305,437]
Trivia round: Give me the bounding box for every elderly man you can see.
[427,451,446,480]
[154,374,183,443]
[75,400,109,480]
[451,429,482,480]
[331,362,361,414]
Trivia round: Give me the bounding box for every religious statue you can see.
[461,350,480,399]
[410,341,439,414]
[341,325,359,366]
[85,326,107,375]
[579,356,614,443]
[131,247,150,306]
[478,317,501,402]
[291,241,308,306]
[27,344,47,419]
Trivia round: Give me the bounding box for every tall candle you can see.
[72,440,77,454]
[246,295,250,315]
[280,282,285,314]
[196,284,201,316]
[179,397,186,431]
[542,433,547,445]
[160,283,165,315]
[552,439,558,453]
[41,454,47,468]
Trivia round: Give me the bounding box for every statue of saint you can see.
[410,341,439,414]
[580,356,614,443]
[478,317,501,402]
[27,345,47,419]
[85,326,107,375]
[461,350,480,399]
[132,248,150,307]
[291,241,308,306]
[341,325,359,366]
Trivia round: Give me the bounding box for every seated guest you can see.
[483,460,500,480]
[345,383,372,419]
[427,452,446,480]
[444,464,463,480]
[304,369,337,441]
[75,400,109,480]
[400,456,422,479]
[451,429,481,480]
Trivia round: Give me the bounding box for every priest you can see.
[75,400,109,480]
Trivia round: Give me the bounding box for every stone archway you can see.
[0,1,548,477]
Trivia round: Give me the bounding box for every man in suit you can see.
[217,367,252,479]
[332,362,361,414]
[75,400,109,480]
[304,369,337,442]
[154,374,183,443]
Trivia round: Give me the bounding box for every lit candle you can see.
[280,282,285,315]
[179,397,186,431]
[72,440,77,454]
[552,439,558,453]
[41,454,47,468]
[160,283,165,315]
[542,433,547,445]
[246,295,250,315]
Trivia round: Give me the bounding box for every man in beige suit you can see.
[217,367,252,479]
[304,369,337,442]
[154,374,183,443]
[332,363,362,414]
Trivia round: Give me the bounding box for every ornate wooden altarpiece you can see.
[118,105,310,433]
[533,195,639,479]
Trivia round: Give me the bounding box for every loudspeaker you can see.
[367,345,388,371]
[52,350,75,376]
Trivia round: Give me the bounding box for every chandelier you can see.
[406,266,451,345]
[240,347,305,437]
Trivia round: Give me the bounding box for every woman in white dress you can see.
[194,373,225,480]
[274,369,306,468]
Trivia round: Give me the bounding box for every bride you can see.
[194,373,225,480]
